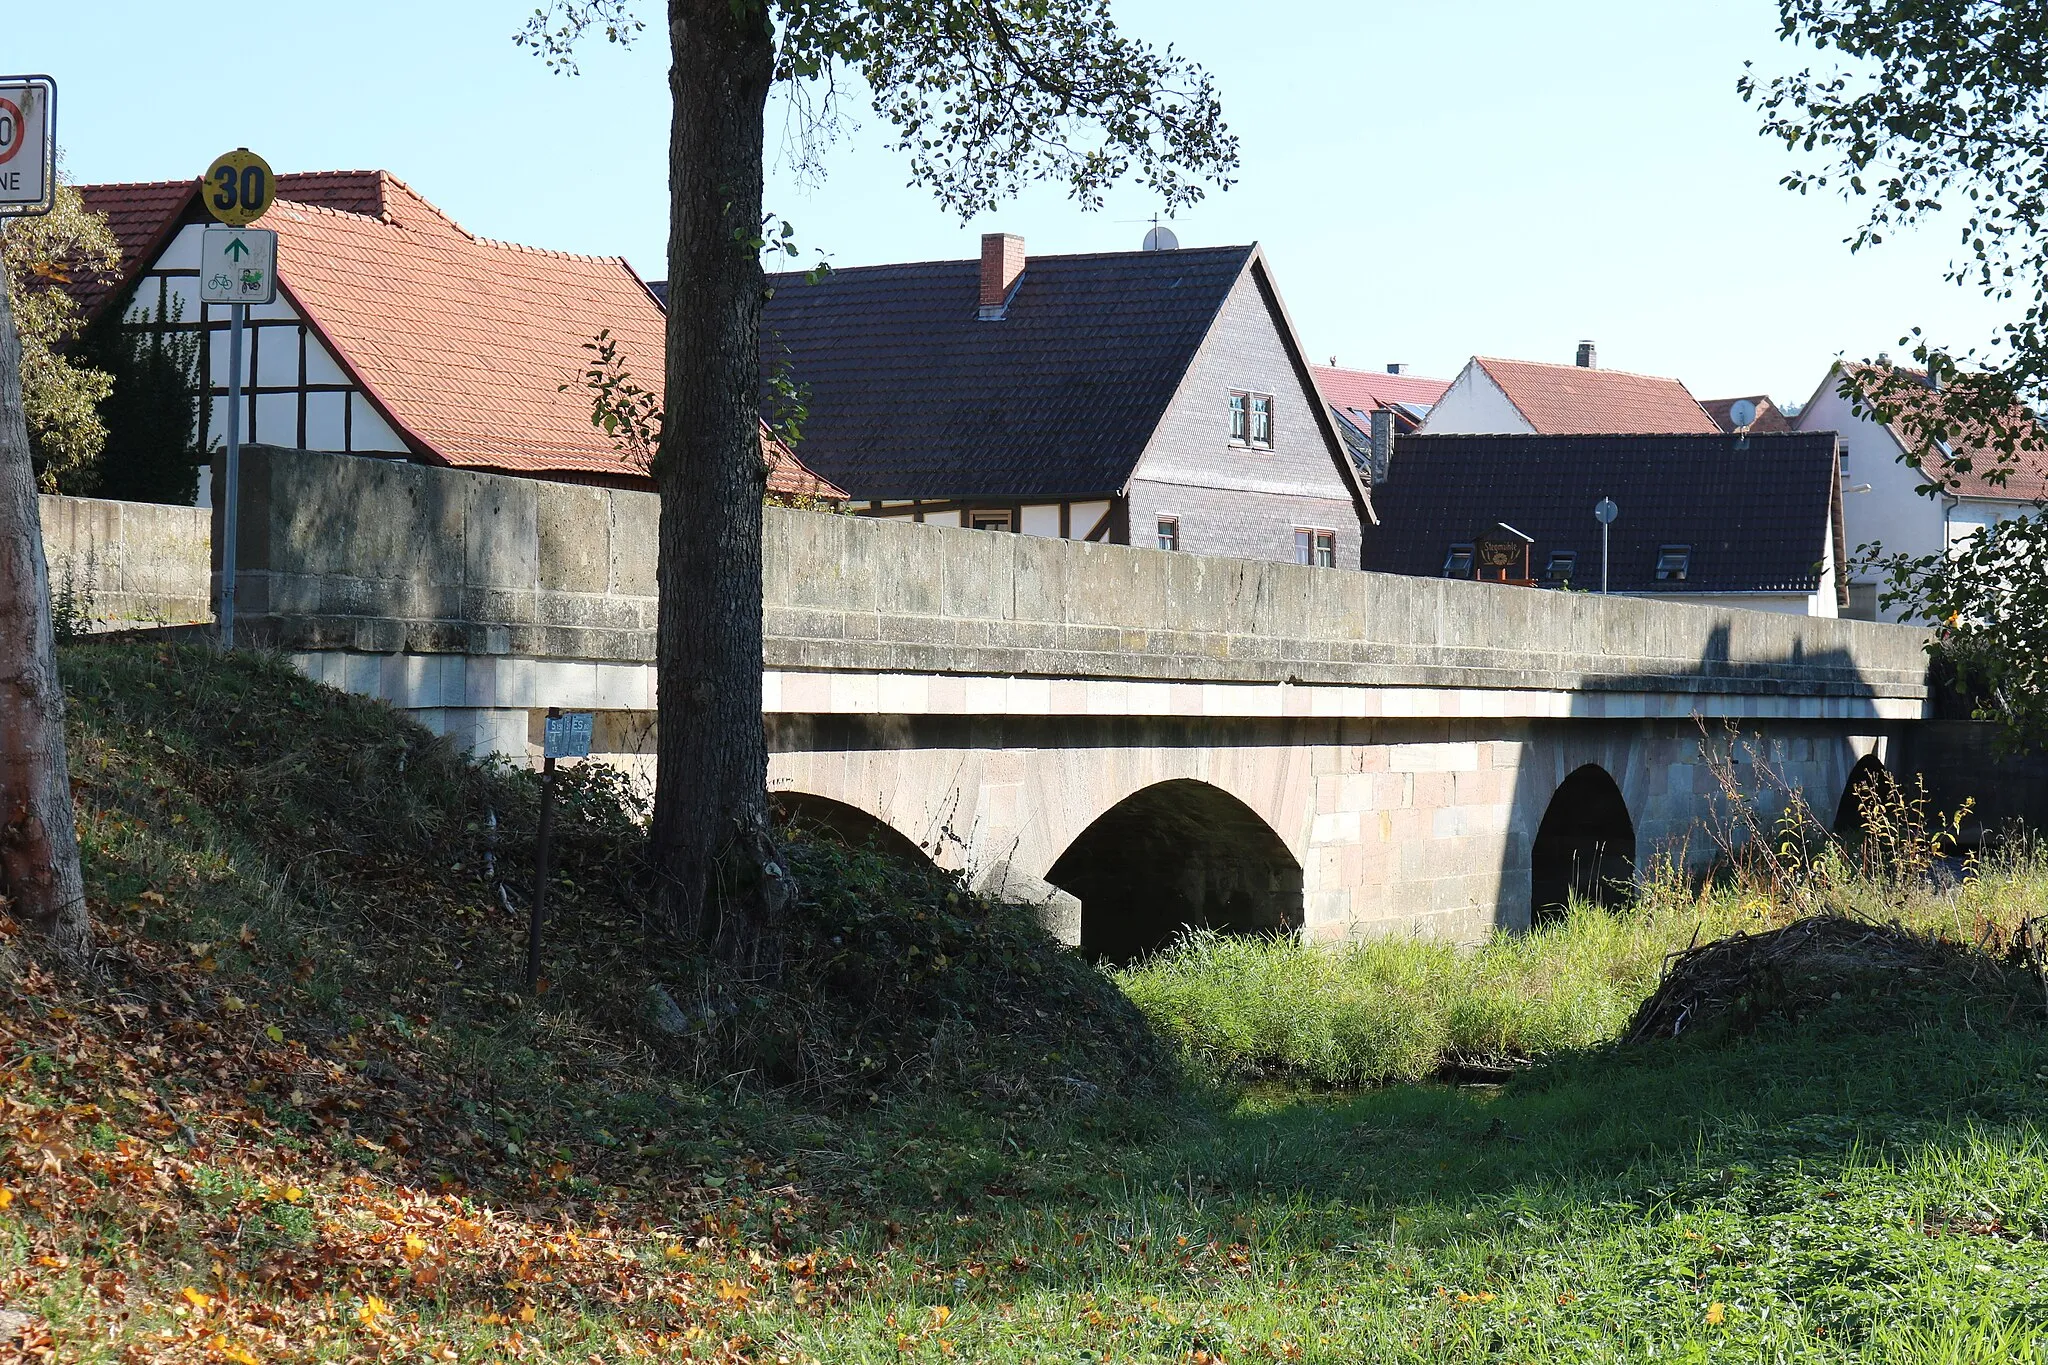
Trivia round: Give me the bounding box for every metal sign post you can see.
[1594,497,1618,595]
[0,76,56,219]
[529,709,594,993]
[198,149,277,648]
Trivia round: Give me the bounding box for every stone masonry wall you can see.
[38,494,211,630]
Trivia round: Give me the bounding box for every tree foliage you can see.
[80,291,206,506]
[1746,1,2048,746]
[518,0,1237,216]
[2,180,120,493]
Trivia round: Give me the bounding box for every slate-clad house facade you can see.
[756,234,1371,566]
[1367,432,1848,616]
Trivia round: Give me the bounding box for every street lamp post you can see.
[1594,497,1618,594]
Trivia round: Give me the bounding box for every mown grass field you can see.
[6,640,2048,1362]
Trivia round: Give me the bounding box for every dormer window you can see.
[1655,544,1691,581]
[1443,544,1475,578]
[1543,551,1577,586]
[1230,391,1274,450]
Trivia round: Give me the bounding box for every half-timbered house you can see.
[72,170,841,501]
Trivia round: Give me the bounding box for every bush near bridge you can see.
[7,639,2048,1361]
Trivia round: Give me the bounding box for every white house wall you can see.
[1415,361,1535,434]
[1795,369,2033,623]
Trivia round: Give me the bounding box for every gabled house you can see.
[72,170,840,500]
[1310,363,1449,484]
[1367,432,1848,616]
[753,233,1372,567]
[1794,362,2048,621]
[1417,347,1719,435]
[1700,394,1793,434]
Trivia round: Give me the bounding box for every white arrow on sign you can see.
[200,226,279,305]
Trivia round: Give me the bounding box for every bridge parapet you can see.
[226,446,1929,705]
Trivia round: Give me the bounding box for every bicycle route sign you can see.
[0,76,55,217]
[200,226,278,305]
[202,147,275,227]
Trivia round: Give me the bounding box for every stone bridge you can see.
[226,447,1931,955]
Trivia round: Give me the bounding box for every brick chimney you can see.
[979,233,1025,320]
[1576,340,1597,369]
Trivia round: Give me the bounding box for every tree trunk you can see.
[651,0,795,965]
[0,257,90,970]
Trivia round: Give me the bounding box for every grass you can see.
[8,639,2048,1361]
[1115,855,2048,1086]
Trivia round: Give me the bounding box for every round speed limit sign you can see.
[202,148,275,227]
[0,97,24,166]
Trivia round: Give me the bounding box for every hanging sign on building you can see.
[200,226,278,305]
[202,147,276,226]
[0,76,55,217]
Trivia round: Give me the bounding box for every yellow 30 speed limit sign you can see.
[202,148,275,226]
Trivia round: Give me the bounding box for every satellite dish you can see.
[1142,224,1179,252]
[1728,398,1759,429]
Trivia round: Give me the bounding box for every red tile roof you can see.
[1852,366,2048,502]
[73,171,845,494]
[1700,394,1793,434]
[1472,357,1719,435]
[763,425,847,501]
[1311,365,1450,415]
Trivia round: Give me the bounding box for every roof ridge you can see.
[1474,355,1694,386]
[766,242,1255,278]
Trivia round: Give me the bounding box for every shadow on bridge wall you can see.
[770,792,941,871]
[1498,622,1912,931]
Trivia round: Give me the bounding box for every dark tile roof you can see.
[1367,432,1841,594]
[758,245,1257,500]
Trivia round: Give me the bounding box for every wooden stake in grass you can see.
[0,256,90,970]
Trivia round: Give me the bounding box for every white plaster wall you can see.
[1796,371,1934,621]
[1416,360,1535,434]
[349,394,409,453]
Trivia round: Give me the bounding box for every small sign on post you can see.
[528,710,594,994]
[0,75,56,218]
[543,711,594,760]
[200,227,278,305]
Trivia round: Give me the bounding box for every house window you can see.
[1839,444,1850,477]
[1157,516,1180,551]
[1443,544,1475,578]
[1543,550,1577,585]
[1295,528,1336,567]
[1655,544,1691,581]
[969,508,1014,532]
[1230,391,1274,449]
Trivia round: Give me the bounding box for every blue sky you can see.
[20,1,2010,403]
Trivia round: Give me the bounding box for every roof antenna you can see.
[1141,213,1178,252]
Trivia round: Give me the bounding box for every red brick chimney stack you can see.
[979,233,1025,319]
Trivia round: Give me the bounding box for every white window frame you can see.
[1156,516,1180,551]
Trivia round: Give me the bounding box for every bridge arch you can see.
[1530,764,1636,925]
[1047,778,1304,965]
[770,791,938,869]
[1832,754,1898,841]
